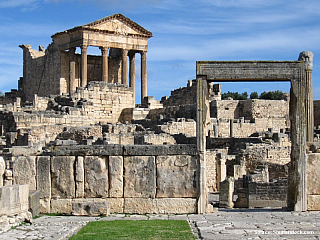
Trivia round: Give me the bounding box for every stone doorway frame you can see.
[196,51,314,213]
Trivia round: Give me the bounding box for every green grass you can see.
[69,220,196,240]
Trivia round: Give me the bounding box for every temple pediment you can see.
[52,13,152,39]
[84,14,152,38]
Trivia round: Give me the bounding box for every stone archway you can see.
[196,51,314,213]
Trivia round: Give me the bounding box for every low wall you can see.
[7,144,199,214]
[307,153,320,210]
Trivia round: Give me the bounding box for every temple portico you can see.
[51,13,152,103]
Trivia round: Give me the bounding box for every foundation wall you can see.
[4,144,199,214]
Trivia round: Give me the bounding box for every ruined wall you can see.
[242,144,291,180]
[0,82,134,146]
[210,99,289,122]
[3,144,199,214]
[20,44,61,102]
[248,179,287,208]
[161,84,197,107]
[314,100,320,127]
[211,118,288,138]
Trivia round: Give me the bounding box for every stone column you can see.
[69,47,76,93]
[196,77,210,213]
[141,51,147,103]
[230,119,234,137]
[299,51,314,143]
[121,49,128,85]
[216,153,226,191]
[100,47,109,83]
[80,44,88,88]
[129,51,136,104]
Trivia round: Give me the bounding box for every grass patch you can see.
[69,220,195,240]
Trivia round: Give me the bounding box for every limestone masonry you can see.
[0,13,319,232]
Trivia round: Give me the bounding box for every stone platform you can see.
[1,209,320,239]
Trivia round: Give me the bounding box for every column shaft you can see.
[69,47,76,93]
[141,51,147,103]
[121,49,128,85]
[129,51,136,104]
[101,47,109,83]
[298,51,314,142]
[196,78,209,213]
[306,69,314,142]
[81,45,88,88]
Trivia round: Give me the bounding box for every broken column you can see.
[219,177,235,208]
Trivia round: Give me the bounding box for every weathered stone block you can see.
[72,199,110,216]
[307,195,320,211]
[108,198,124,213]
[11,146,42,157]
[51,144,123,156]
[307,153,320,195]
[84,156,108,198]
[156,155,198,198]
[0,185,29,216]
[12,156,36,190]
[109,156,123,198]
[37,156,51,199]
[0,157,5,187]
[124,144,197,156]
[75,156,84,198]
[28,190,40,217]
[51,156,75,198]
[39,198,50,214]
[50,198,72,214]
[124,156,156,198]
[124,198,197,214]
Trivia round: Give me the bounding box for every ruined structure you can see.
[196,52,315,212]
[0,14,319,231]
[19,13,152,103]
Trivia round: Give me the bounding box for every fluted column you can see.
[299,51,314,142]
[141,51,147,103]
[100,47,109,83]
[129,51,136,104]
[69,47,76,93]
[121,49,128,85]
[80,44,88,88]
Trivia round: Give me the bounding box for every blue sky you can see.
[1,0,320,102]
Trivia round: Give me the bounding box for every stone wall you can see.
[314,100,320,128]
[307,153,320,210]
[247,179,287,208]
[3,144,199,214]
[20,44,61,102]
[210,99,289,122]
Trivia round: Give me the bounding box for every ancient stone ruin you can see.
[1,13,320,232]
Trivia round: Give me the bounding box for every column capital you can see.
[140,51,147,58]
[99,46,109,53]
[128,50,136,59]
[299,51,314,70]
[80,44,88,51]
[121,49,129,56]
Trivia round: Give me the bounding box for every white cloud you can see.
[0,0,40,8]
[47,0,163,8]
